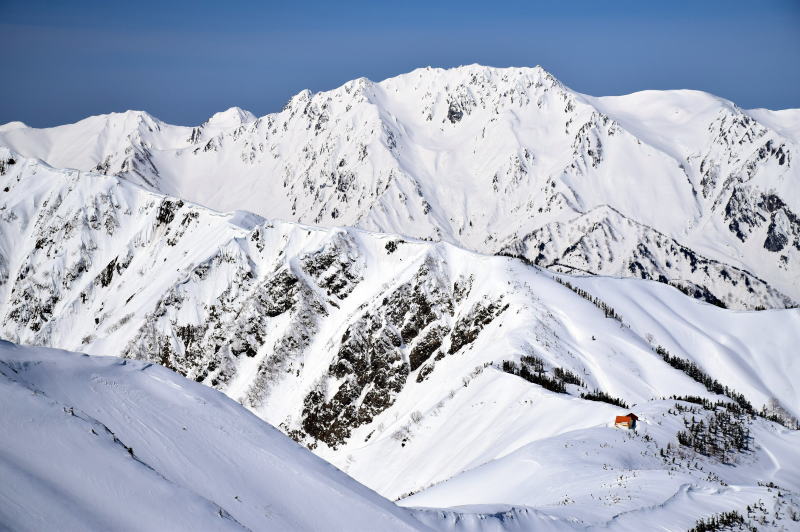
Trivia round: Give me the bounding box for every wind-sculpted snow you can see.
[1,65,798,307]
[0,341,428,531]
[2,149,800,530]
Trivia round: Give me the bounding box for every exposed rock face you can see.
[501,206,793,310]
[301,232,365,299]
[302,258,454,448]
[448,300,508,355]
[726,189,800,255]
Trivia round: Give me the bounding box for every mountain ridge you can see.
[2,146,799,508]
[2,64,797,308]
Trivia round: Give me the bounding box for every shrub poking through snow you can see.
[688,510,747,532]
[554,366,585,387]
[656,345,753,412]
[677,410,751,464]
[553,277,623,323]
[580,389,628,408]
[500,358,567,394]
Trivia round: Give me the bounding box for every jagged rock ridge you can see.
[1,65,798,308]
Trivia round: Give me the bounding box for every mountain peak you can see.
[63,110,165,135]
[382,63,558,86]
[204,106,257,128]
[0,121,29,133]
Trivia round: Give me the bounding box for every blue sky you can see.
[2,0,799,127]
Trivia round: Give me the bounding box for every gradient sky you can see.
[2,0,799,127]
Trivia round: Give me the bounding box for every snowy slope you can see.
[0,340,428,531]
[4,342,797,532]
[1,65,798,308]
[2,148,799,531]
[0,121,28,133]
[402,399,800,531]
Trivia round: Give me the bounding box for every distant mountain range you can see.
[2,65,798,309]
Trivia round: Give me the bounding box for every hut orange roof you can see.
[614,413,638,429]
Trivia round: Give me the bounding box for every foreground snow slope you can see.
[0,341,628,532]
[2,147,799,528]
[16,341,796,532]
[0,341,427,531]
[1,65,798,308]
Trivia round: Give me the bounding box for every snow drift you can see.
[0,341,427,531]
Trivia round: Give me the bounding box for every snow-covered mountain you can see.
[2,65,798,309]
[2,147,800,529]
[0,341,427,531]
